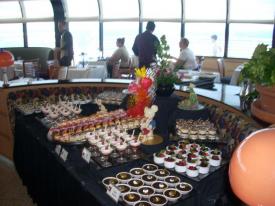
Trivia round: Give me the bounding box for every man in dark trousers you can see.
[132,21,160,68]
[54,19,74,67]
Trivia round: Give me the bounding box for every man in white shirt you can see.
[171,38,198,70]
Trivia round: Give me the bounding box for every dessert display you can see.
[163,188,181,202]
[123,192,141,206]
[102,177,118,188]
[154,169,170,180]
[153,141,223,178]
[176,119,220,141]
[141,174,157,185]
[138,186,155,198]
[85,127,144,168]
[128,179,144,190]
[142,164,158,174]
[102,163,192,205]
[116,172,132,184]
[152,181,168,193]
[134,201,151,206]
[116,184,131,194]
[47,109,143,144]
[176,182,193,195]
[164,176,180,187]
[130,168,145,178]
[95,91,127,105]
[178,83,200,110]
[149,194,168,206]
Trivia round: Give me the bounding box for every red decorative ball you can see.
[229,128,275,206]
[0,49,14,67]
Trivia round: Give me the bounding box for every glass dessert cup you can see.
[100,146,113,167]
[130,140,141,159]
[116,143,127,163]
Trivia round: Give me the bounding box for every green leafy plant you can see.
[155,35,180,86]
[240,44,275,86]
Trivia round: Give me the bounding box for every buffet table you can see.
[0,79,259,206]
[14,110,228,206]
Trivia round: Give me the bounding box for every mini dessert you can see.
[211,149,222,158]
[130,168,145,178]
[134,201,151,206]
[187,157,198,167]
[176,182,193,195]
[163,188,181,202]
[175,160,187,173]
[128,179,144,190]
[115,141,127,151]
[100,144,113,165]
[186,166,199,177]
[149,194,168,206]
[116,184,131,197]
[198,160,210,174]
[164,176,180,187]
[189,134,197,140]
[153,151,165,164]
[208,135,216,140]
[164,157,176,169]
[175,153,186,163]
[166,144,178,151]
[154,169,170,180]
[141,174,157,185]
[209,155,221,167]
[142,164,158,174]
[96,140,107,148]
[138,186,155,199]
[152,181,168,193]
[165,150,175,157]
[123,192,141,206]
[116,172,132,184]
[102,177,118,188]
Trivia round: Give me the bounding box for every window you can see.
[103,22,139,57]
[185,23,225,56]
[185,0,226,20]
[228,23,273,58]
[0,24,23,47]
[143,0,181,19]
[24,0,53,18]
[230,0,275,20]
[0,1,21,19]
[151,22,181,57]
[27,22,55,47]
[69,22,99,63]
[66,0,98,17]
[102,0,138,19]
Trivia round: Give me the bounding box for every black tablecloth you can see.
[13,110,229,206]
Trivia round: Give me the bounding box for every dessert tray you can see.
[175,119,225,143]
[95,91,127,105]
[101,161,194,206]
[153,141,225,182]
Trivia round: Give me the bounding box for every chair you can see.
[112,58,134,79]
[23,58,40,79]
[217,58,231,84]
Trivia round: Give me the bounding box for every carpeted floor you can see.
[0,156,35,206]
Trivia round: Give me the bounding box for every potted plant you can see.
[155,35,180,96]
[240,44,275,119]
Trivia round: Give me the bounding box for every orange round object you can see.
[229,128,275,206]
[0,49,14,67]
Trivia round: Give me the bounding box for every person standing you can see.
[210,34,222,57]
[171,38,198,70]
[54,19,74,67]
[132,21,160,68]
